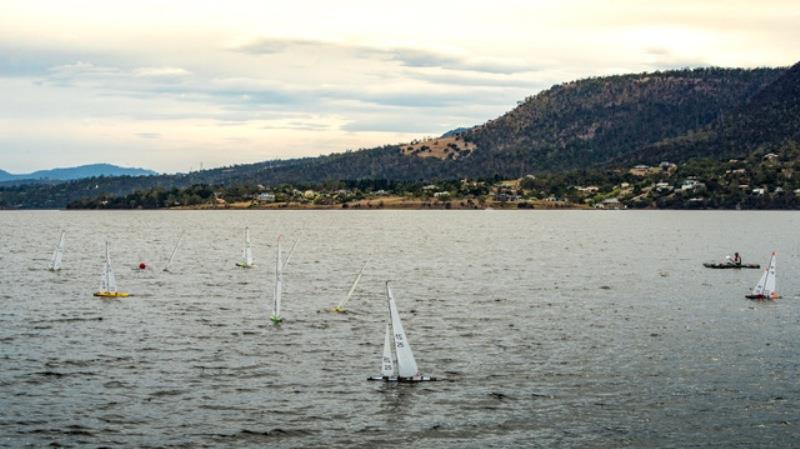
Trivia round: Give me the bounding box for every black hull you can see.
[703,263,760,269]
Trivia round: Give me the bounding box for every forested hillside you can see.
[2,64,798,209]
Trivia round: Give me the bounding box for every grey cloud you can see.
[645,47,672,56]
[341,117,447,134]
[0,45,103,77]
[404,70,546,89]
[238,38,533,74]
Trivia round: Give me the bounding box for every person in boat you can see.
[733,252,742,266]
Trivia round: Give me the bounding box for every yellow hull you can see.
[94,291,130,298]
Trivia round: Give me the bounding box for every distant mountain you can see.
[0,163,157,184]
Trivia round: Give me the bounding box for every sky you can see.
[0,0,797,173]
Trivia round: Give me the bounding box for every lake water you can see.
[1,210,799,448]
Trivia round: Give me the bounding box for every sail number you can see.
[394,333,405,348]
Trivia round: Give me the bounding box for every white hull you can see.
[367,375,436,382]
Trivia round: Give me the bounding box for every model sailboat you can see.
[162,231,184,272]
[270,236,283,324]
[48,230,65,271]
[368,281,435,382]
[328,261,367,313]
[236,227,255,268]
[94,241,129,298]
[746,252,779,300]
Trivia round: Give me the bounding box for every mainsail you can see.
[386,282,418,378]
[282,232,302,269]
[100,241,117,293]
[271,237,283,321]
[336,261,367,311]
[243,227,254,266]
[49,231,65,271]
[163,231,184,272]
[763,253,777,296]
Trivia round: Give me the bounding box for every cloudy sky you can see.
[0,0,797,173]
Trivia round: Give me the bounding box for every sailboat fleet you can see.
[44,224,787,383]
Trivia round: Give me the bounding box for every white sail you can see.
[282,232,302,270]
[272,237,282,318]
[337,261,367,310]
[386,282,418,378]
[763,253,777,295]
[243,227,254,266]
[381,323,397,377]
[752,269,768,296]
[49,231,65,271]
[163,231,184,272]
[100,241,117,293]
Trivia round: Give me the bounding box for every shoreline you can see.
[168,197,590,211]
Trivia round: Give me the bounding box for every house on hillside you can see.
[595,198,623,209]
[257,193,275,202]
[655,182,673,193]
[681,179,705,192]
[576,186,599,194]
[629,165,651,176]
[659,161,677,173]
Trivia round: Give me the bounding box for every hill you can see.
[618,61,800,165]
[0,163,157,184]
[2,63,799,208]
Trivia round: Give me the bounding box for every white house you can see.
[257,193,275,202]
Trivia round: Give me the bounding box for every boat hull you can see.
[235,263,254,268]
[367,376,437,382]
[745,294,779,301]
[94,292,129,298]
[703,263,760,269]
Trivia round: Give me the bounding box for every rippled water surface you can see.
[1,210,799,448]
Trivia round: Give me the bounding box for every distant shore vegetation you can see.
[63,145,800,210]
